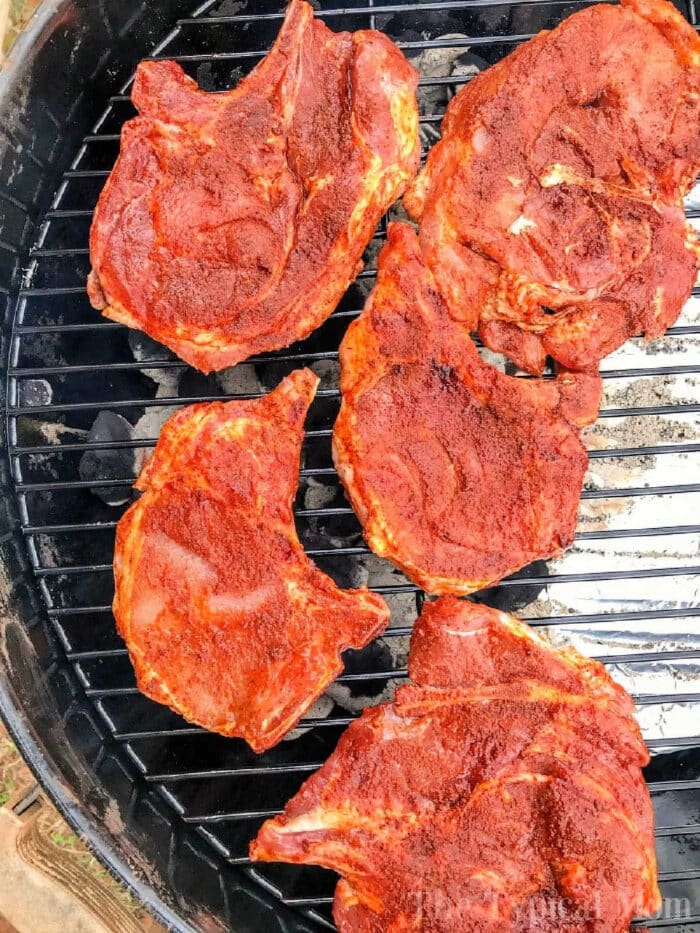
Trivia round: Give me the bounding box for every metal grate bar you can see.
[647,779,700,792]
[653,823,700,836]
[9,360,700,378]
[19,285,90,296]
[9,395,700,417]
[15,476,700,500]
[83,680,700,703]
[112,711,700,742]
[176,0,605,24]
[111,727,231,740]
[11,441,700,463]
[8,388,341,415]
[62,169,111,178]
[42,564,700,588]
[81,664,696,690]
[575,524,700,539]
[30,247,90,258]
[643,915,700,929]
[152,764,323,783]
[149,33,534,62]
[15,469,353,492]
[46,606,700,631]
[10,428,335,456]
[82,134,121,143]
[67,646,700,666]
[79,656,700,699]
[117,705,700,782]
[582,484,700,498]
[9,350,342,376]
[136,730,700,782]
[21,521,700,540]
[282,898,335,908]
[103,69,482,105]
[129,762,698,792]
[68,649,128,661]
[13,322,123,334]
[183,807,282,820]
[11,317,700,336]
[657,869,700,883]
[43,208,97,219]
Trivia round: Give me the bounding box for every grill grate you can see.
[6,0,700,928]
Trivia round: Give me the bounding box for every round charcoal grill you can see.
[0,0,699,929]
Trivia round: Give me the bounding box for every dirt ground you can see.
[0,723,164,933]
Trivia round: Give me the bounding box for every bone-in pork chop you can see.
[113,370,389,751]
[252,597,660,932]
[333,222,598,595]
[88,0,419,373]
[404,0,700,374]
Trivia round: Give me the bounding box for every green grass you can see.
[50,830,79,849]
[4,0,41,55]
[0,778,15,806]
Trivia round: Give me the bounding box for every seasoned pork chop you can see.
[88,0,419,372]
[333,222,597,595]
[252,597,660,932]
[113,370,389,751]
[404,0,700,374]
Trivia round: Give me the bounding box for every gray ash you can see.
[207,0,247,18]
[19,379,53,407]
[303,478,338,513]
[300,484,365,548]
[451,51,485,81]
[404,35,486,147]
[128,330,183,399]
[216,363,262,397]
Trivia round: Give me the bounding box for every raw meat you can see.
[404,0,700,374]
[88,0,420,373]
[333,222,597,595]
[252,597,660,932]
[113,369,389,751]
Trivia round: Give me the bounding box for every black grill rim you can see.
[1,0,700,930]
